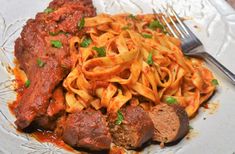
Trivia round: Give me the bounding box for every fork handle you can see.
[202,52,235,85]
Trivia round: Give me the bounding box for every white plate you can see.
[0,0,235,153]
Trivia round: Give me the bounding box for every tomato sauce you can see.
[109,146,126,154]
[8,67,26,115]
[202,103,209,109]
[8,66,74,153]
[32,130,74,152]
[9,66,117,153]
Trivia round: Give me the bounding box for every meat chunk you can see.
[62,108,112,151]
[148,103,189,143]
[14,0,96,129]
[34,116,57,130]
[108,106,154,149]
[47,86,66,117]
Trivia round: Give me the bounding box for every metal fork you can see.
[153,6,235,85]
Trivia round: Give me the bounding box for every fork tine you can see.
[153,8,177,38]
[161,15,178,38]
[152,9,161,21]
[168,6,190,36]
[163,6,186,39]
[156,7,179,38]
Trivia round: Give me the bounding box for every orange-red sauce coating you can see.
[33,130,74,152]
[9,67,74,153]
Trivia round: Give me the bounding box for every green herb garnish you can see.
[148,20,167,33]
[149,20,164,30]
[128,14,137,20]
[184,55,190,59]
[189,125,193,130]
[61,64,68,69]
[115,110,124,125]
[166,96,177,104]
[142,33,152,39]
[44,8,54,14]
[37,58,45,67]
[92,46,106,57]
[51,40,62,48]
[25,80,30,88]
[147,53,153,65]
[49,32,59,36]
[80,38,92,48]
[49,31,67,36]
[211,79,219,86]
[78,17,85,30]
[121,26,129,30]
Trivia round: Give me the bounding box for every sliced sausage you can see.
[108,106,154,149]
[62,108,111,151]
[148,103,189,143]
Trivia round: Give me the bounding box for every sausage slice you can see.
[148,103,189,143]
[108,106,154,149]
[62,108,111,151]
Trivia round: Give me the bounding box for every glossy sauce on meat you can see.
[9,67,28,115]
[62,109,112,150]
[10,0,191,152]
[108,106,154,149]
[14,0,96,129]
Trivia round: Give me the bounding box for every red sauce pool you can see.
[32,130,74,152]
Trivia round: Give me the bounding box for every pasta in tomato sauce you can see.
[63,13,216,117]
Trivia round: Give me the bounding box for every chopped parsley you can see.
[149,20,164,30]
[92,46,106,57]
[36,58,45,67]
[148,20,167,34]
[49,31,67,36]
[166,96,177,104]
[189,125,193,130]
[80,38,92,48]
[211,79,219,86]
[121,26,129,30]
[25,80,30,88]
[78,17,85,30]
[184,55,190,59]
[51,40,62,48]
[49,31,59,36]
[61,64,68,69]
[115,110,124,125]
[44,8,54,14]
[147,53,153,65]
[142,33,152,39]
[128,14,137,20]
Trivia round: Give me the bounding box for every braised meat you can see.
[14,0,96,129]
[148,103,189,143]
[33,86,66,130]
[62,108,112,151]
[108,106,154,149]
[12,0,192,151]
[47,86,66,117]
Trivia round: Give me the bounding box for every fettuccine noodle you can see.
[63,14,216,117]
